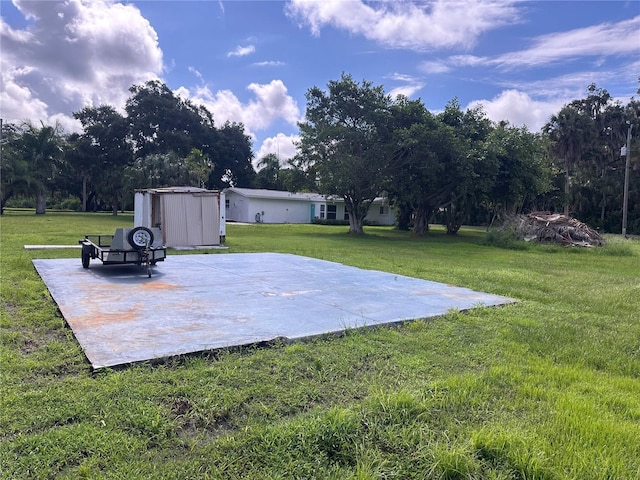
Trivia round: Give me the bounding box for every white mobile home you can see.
[134,187,225,247]
[224,187,395,226]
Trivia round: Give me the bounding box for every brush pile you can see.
[503,212,605,247]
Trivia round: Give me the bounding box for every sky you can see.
[1,0,639,167]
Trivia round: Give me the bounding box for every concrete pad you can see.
[33,253,515,369]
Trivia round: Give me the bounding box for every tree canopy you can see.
[2,77,638,236]
[298,73,396,234]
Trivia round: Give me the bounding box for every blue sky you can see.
[1,1,638,165]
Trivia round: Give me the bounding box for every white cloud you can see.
[439,16,640,72]
[177,79,301,138]
[246,81,301,129]
[0,66,51,123]
[448,55,487,67]
[415,15,640,98]
[227,44,256,57]
[286,0,520,50]
[493,15,640,68]
[417,60,451,75]
[255,133,300,168]
[467,90,564,132]
[253,61,286,67]
[188,66,204,81]
[0,0,163,130]
[387,73,425,99]
[500,72,609,102]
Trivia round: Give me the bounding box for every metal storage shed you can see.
[134,187,225,247]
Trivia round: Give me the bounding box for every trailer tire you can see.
[81,244,91,268]
[128,227,154,249]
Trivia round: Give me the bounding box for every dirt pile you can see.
[503,212,604,247]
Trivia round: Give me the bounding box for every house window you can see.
[320,204,325,219]
[344,210,349,220]
[225,199,230,209]
[327,205,337,220]
[379,205,388,215]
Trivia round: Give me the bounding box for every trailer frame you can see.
[79,227,166,277]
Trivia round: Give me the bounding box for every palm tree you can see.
[20,121,64,214]
[254,153,282,190]
[1,122,32,214]
[544,106,591,215]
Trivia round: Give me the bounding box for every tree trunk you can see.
[344,196,366,235]
[36,189,47,214]
[1,188,14,215]
[412,206,430,236]
[348,215,364,235]
[82,176,88,212]
[110,194,119,216]
[396,203,412,231]
[564,159,570,216]
[445,202,458,235]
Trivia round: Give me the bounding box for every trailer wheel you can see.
[128,227,154,249]
[81,244,91,268]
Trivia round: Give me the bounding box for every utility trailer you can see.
[79,227,166,277]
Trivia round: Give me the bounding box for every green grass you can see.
[1,210,639,479]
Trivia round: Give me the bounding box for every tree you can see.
[185,148,213,188]
[544,104,592,216]
[126,80,209,159]
[484,124,551,224]
[298,73,395,235]
[19,121,64,214]
[1,122,31,214]
[207,122,255,188]
[284,153,320,193]
[64,132,95,212]
[437,101,494,234]
[73,105,132,214]
[279,164,315,192]
[126,81,255,190]
[254,153,283,190]
[386,96,431,231]
[389,103,463,235]
[124,152,194,190]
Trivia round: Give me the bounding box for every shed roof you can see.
[136,186,219,195]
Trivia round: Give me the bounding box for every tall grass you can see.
[1,210,639,479]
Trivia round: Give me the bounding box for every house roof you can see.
[224,187,325,202]
[224,187,390,205]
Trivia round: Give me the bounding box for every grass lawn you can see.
[1,210,639,479]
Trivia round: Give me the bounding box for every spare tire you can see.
[128,226,154,249]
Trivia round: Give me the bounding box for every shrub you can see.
[53,196,82,211]
[481,227,528,250]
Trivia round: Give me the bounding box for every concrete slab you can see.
[33,253,515,369]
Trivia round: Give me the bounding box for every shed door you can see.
[200,194,219,245]
[161,194,220,247]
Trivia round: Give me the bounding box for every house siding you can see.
[224,188,395,226]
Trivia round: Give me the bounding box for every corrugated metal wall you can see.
[161,193,220,247]
[200,195,219,244]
